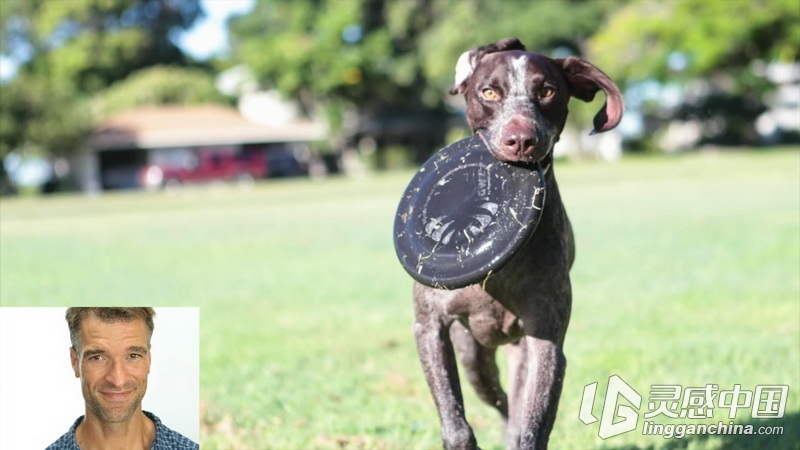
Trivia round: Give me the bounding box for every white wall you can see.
[0,307,199,449]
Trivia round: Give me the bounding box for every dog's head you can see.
[450,38,624,163]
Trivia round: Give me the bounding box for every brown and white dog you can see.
[412,38,623,449]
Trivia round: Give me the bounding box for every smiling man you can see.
[47,307,198,450]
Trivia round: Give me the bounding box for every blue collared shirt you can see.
[46,411,198,450]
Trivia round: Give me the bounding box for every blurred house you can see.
[655,61,800,151]
[217,64,455,170]
[755,61,800,144]
[72,104,327,192]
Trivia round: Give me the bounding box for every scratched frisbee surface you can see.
[393,135,546,289]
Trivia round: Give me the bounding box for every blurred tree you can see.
[228,0,622,165]
[588,0,800,146]
[0,0,204,191]
[96,65,229,116]
[0,0,203,94]
[588,0,799,82]
[0,74,92,193]
[0,76,91,157]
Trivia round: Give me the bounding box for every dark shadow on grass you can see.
[607,412,799,450]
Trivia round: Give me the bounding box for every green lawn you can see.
[2,148,798,449]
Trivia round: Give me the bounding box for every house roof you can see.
[90,104,327,150]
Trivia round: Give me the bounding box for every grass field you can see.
[1,148,799,449]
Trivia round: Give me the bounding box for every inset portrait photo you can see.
[0,307,199,450]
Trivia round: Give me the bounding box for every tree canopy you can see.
[0,74,91,158]
[1,0,203,93]
[96,65,228,116]
[588,0,800,83]
[1,0,797,190]
[587,0,800,146]
[228,0,621,127]
[0,0,205,161]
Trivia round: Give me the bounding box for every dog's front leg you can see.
[517,335,566,450]
[413,287,477,450]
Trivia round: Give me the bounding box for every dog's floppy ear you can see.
[557,57,624,134]
[450,38,527,95]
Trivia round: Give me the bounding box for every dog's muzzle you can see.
[479,120,553,164]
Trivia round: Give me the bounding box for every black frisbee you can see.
[393,134,546,289]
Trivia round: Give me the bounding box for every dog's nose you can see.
[502,129,537,157]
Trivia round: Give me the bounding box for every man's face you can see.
[70,316,151,423]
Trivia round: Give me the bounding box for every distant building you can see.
[72,104,327,192]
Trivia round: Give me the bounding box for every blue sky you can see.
[178,0,255,60]
[0,0,255,81]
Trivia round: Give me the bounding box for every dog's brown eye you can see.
[540,87,555,99]
[481,88,499,100]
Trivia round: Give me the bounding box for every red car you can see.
[140,148,267,189]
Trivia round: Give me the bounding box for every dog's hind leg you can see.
[450,320,509,421]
